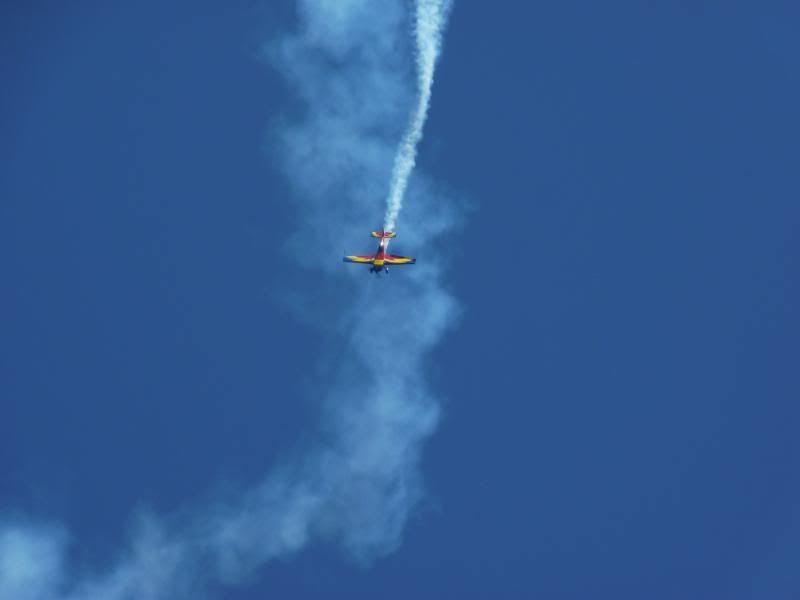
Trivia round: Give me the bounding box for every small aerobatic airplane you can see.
[343,230,416,275]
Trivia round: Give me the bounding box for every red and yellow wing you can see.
[343,255,375,264]
[384,254,416,265]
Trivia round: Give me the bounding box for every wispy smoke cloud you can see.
[0,524,66,600]
[0,1,459,598]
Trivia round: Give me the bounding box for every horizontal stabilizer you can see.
[371,230,397,238]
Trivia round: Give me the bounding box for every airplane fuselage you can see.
[369,238,388,273]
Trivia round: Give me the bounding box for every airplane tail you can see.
[371,231,397,238]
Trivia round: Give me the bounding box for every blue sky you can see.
[2,1,799,598]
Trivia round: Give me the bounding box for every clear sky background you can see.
[2,1,799,598]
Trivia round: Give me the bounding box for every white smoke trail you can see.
[384,0,452,231]
[0,1,459,598]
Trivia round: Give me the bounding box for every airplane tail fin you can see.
[371,231,397,238]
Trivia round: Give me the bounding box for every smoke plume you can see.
[0,1,459,598]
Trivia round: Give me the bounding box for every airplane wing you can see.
[384,254,416,265]
[343,255,375,263]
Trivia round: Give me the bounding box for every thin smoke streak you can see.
[384,0,452,231]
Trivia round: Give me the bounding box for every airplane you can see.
[343,230,416,274]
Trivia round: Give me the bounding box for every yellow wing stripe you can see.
[384,256,415,264]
